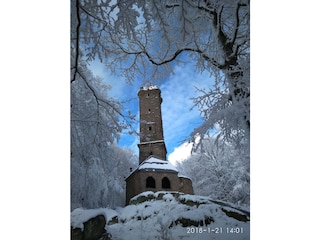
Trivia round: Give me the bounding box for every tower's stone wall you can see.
[138,142,166,163]
[138,87,167,164]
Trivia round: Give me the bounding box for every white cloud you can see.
[168,134,201,166]
[168,141,193,166]
[160,64,213,154]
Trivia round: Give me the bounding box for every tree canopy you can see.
[71,0,250,208]
[71,0,250,145]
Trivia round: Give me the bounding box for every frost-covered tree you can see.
[71,142,137,210]
[71,59,137,209]
[177,135,249,206]
[71,0,250,207]
[71,0,250,148]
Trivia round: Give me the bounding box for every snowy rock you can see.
[71,214,111,240]
[129,191,155,205]
[71,191,250,240]
[172,216,214,228]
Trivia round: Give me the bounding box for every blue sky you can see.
[89,60,214,163]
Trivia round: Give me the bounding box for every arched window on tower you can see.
[162,177,171,189]
[146,176,156,188]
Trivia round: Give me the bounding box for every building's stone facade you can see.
[126,161,194,205]
[125,86,194,205]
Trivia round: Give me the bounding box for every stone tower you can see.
[137,86,167,164]
[125,85,194,205]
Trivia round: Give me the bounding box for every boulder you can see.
[71,215,111,240]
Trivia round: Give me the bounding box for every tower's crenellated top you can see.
[139,85,159,91]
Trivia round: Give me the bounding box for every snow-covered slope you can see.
[71,191,250,240]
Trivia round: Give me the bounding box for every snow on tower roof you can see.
[138,156,178,172]
[137,85,160,95]
[140,85,159,91]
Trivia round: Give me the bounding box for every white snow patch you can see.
[138,156,178,172]
[130,191,154,201]
[178,194,213,204]
[177,173,192,180]
[137,85,159,94]
[163,193,175,202]
[71,208,117,230]
[141,85,159,90]
[71,192,250,240]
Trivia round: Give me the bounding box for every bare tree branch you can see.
[71,0,81,83]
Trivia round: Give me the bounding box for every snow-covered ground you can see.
[71,191,250,240]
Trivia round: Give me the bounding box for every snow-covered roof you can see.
[177,173,192,180]
[138,156,178,172]
[126,156,178,180]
